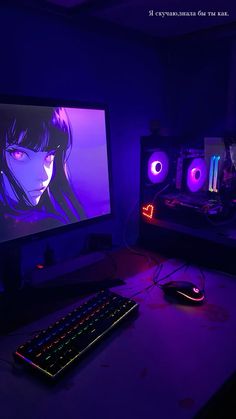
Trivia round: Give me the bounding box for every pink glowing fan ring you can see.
[187,158,207,192]
[148,151,169,184]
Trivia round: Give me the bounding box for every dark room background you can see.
[0,2,236,275]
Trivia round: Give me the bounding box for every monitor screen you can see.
[0,101,111,244]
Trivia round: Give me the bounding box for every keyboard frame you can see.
[14,291,139,379]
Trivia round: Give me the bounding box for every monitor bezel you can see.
[0,94,113,249]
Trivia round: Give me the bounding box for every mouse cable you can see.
[153,262,164,285]
[154,263,188,287]
[197,265,206,291]
[123,200,160,266]
[123,183,172,269]
[156,262,205,291]
[129,262,187,299]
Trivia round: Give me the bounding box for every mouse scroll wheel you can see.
[193,287,200,293]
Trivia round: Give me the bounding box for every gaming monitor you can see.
[0,97,112,246]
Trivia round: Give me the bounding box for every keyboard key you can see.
[14,290,138,379]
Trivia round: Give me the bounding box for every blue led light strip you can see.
[213,156,220,192]
[208,156,215,192]
[209,155,220,192]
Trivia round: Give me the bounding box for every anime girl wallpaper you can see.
[0,103,111,243]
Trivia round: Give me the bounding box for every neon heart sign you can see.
[142,204,154,219]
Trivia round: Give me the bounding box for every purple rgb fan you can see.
[187,158,207,192]
[148,151,169,184]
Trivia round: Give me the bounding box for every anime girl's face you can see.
[4,145,56,206]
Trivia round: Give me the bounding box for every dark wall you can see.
[162,34,235,140]
[139,28,236,274]
[0,4,165,275]
[1,4,235,282]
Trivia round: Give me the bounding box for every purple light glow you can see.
[148,151,169,183]
[65,108,110,218]
[187,158,207,192]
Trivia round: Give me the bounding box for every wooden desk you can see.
[1,253,236,419]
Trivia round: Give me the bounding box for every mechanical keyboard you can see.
[14,289,138,379]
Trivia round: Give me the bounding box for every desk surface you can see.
[1,252,236,419]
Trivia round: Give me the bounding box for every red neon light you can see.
[36,264,44,269]
[142,204,154,219]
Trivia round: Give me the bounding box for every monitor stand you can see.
[30,251,107,287]
[0,243,22,293]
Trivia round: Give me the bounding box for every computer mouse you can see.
[160,280,205,304]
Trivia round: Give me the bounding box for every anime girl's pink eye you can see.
[45,153,55,164]
[9,149,28,161]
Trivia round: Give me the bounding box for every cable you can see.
[129,261,206,299]
[198,266,206,291]
[102,248,159,280]
[129,282,155,299]
[151,183,170,205]
[122,186,173,269]
[155,262,206,291]
[123,207,160,267]
[122,199,157,267]
[129,262,186,299]
[122,181,172,267]
[127,247,160,269]
[154,263,187,286]
[153,263,163,285]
